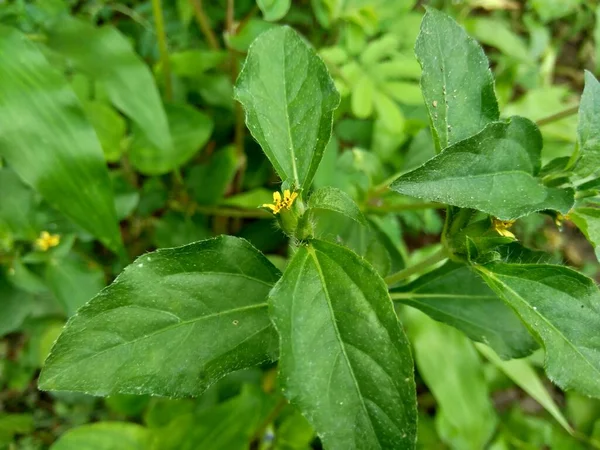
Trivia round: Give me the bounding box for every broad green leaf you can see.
[83,101,126,163]
[477,263,600,398]
[0,26,122,253]
[50,422,153,450]
[391,262,537,359]
[575,71,600,178]
[269,239,417,449]
[531,0,581,22]
[45,254,105,316]
[186,146,239,205]
[416,8,499,151]
[257,0,291,21]
[406,308,497,450]
[569,207,600,261]
[46,17,173,157]
[476,344,572,433]
[307,186,366,226]
[0,168,38,240]
[129,103,213,175]
[39,236,281,396]
[390,117,574,220]
[235,26,340,190]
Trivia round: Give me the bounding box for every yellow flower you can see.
[262,189,298,214]
[492,218,516,239]
[35,231,60,251]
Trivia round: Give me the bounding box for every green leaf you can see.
[0,26,122,253]
[50,422,153,450]
[0,275,36,337]
[569,207,600,260]
[186,146,239,206]
[235,26,340,190]
[269,239,417,449]
[476,344,572,433]
[391,262,537,359]
[465,17,530,63]
[416,8,499,151]
[257,0,291,21]
[574,71,600,178]
[477,263,600,398]
[406,308,497,450]
[46,17,173,157]
[39,236,281,397]
[83,101,126,163]
[390,117,574,220]
[0,168,38,240]
[531,0,581,22]
[307,186,366,226]
[129,103,213,175]
[0,414,34,445]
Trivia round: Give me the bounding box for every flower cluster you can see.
[262,189,298,214]
[35,231,60,251]
[492,218,516,239]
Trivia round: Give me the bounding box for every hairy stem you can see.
[151,0,172,101]
[536,105,579,126]
[384,248,448,286]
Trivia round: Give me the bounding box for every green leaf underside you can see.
[392,262,537,359]
[569,208,600,260]
[51,422,152,450]
[416,8,499,151]
[575,71,600,177]
[46,17,173,156]
[406,309,497,450]
[0,26,122,252]
[308,186,367,226]
[391,117,574,220]
[477,263,600,398]
[39,236,281,397]
[235,26,340,190]
[269,239,417,449]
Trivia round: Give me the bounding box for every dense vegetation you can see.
[1,0,600,449]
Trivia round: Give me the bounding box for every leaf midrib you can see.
[307,245,382,449]
[479,268,600,378]
[281,33,299,185]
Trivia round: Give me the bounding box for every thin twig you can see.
[188,0,221,50]
[384,248,448,286]
[536,105,579,126]
[151,0,172,100]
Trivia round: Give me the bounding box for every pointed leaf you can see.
[46,17,173,158]
[416,8,499,151]
[391,262,537,359]
[257,0,291,21]
[235,26,340,189]
[575,71,600,178]
[391,117,574,220]
[477,263,600,398]
[308,186,366,226]
[51,422,152,450]
[39,236,281,397]
[269,239,417,449]
[569,207,600,261]
[0,26,122,253]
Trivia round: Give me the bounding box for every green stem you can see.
[536,105,579,127]
[151,0,172,101]
[384,248,448,286]
[171,201,271,219]
[371,172,404,196]
[366,202,444,214]
[188,0,221,50]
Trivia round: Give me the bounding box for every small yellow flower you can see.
[262,189,298,214]
[35,231,60,251]
[554,213,569,227]
[492,218,516,239]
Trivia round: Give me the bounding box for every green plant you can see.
[2,1,600,449]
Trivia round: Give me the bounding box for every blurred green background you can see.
[1,0,600,448]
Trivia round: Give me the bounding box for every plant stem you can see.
[188,0,220,50]
[170,200,270,218]
[151,0,172,101]
[384,248,448,286]
[536,105,579,126]
[366,202,444,214]
[371,172,404,196]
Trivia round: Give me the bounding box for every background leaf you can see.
[391,117,574,220]
[46,17,173,158]
[50,422,153,450]
[257,0,291,21]
[235,26,340,189]
[269,239,417,449]
[0,26,122,253]
[478,263,600,398]
[307,186,366,226]
[574,71,600,178]
[39,236,281,397]
[391,262,537,359]
[416,8,499,151]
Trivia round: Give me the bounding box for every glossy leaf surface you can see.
[40,236,281,397]
[235,26,340,189]
[269,239,417,449]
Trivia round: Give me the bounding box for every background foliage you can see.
[1,0,600,448]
